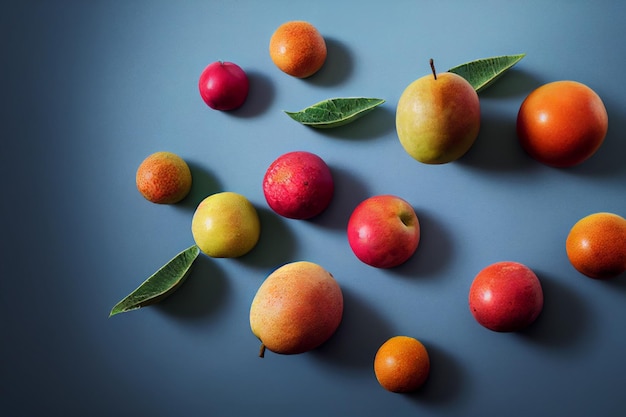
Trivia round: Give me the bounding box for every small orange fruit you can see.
[136,151,192,204]
[566,212,626,279]
[517,80,608,167]
[374,335,430,393]
[269,20,327,78]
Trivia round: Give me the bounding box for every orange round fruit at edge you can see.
[136,151,192,204]
[374,336,430,393]
[516,80,608,167]
[566,212,626,279]
[269,21,327,78]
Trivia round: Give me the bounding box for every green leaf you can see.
[448,54,526,93]
[109,245,201,317]
[284,97,385,128]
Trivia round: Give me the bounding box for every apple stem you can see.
[259,343,266,358]
[430,58,437,80]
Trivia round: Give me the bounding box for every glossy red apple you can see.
[263,151,334,220]
[347,195,420,268]
[469,261,543,332]
[198,61,249,111]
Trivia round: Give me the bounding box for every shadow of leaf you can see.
[479,69,543,99]
[157,255,229,322]
[314,104,395,141]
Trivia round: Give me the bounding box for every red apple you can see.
[347,195,420,268]
[469,261,543,332]
[198,61,249,111]
[263,151,334,220]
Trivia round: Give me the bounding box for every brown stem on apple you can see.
[430,58,437,80]
[259,343,266,358]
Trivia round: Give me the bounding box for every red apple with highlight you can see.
[198,61,249,111]
[469,261,544,332]
[347,195,420,268]
[263,151,334,220]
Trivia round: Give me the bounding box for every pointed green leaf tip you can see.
[284,97,385,128]
[109,245,201,317]
[448,54,526,93]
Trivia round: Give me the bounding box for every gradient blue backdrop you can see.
[2,1,626,416]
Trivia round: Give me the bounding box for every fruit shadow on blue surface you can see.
[408,340,468,406]
[228,70,276,118]
[311,286,395,369]
[306,37,354,88]
[456,105,537,173]
[478,68,543,99]
[156,255,230,322]
[516,270,593,349]
[177,161,223,211]
[236,206,298,269]
[309,165,371,230]
[559,94,626,179]
[389,208,457,279]
[598,272,626,292]
[312,104,396,141]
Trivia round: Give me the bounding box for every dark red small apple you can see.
[263,151,334,220]
[198,61,249,111]
[469,261,543,332]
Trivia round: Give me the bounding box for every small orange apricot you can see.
[269,21,326,78]
[566,212,626,279]
[136,151,192,204]
[374,335,430,393]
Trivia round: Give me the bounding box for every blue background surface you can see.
[2,1,626,416]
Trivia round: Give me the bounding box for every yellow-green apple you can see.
[250,261,343,357]
[263,151,334,220]
[396,59,480,164]
[347,195,420,268]
[198,61,249,111]
[469,261,543,332]
[191,191,260,258]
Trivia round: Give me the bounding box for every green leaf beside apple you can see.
[448,53,526,92]
[109,245,200,317]
[110,191,262,317]
[283,54,523,129]
[396,60,481,165]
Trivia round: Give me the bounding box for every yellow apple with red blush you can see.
[347,195,420,268]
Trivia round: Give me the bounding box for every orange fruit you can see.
[373,335,430,393]
[269,21,327,78]
[566,212,626,279]
[516,80,608,167]
[136,151,192,204]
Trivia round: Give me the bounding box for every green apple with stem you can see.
[191,191,260,258]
